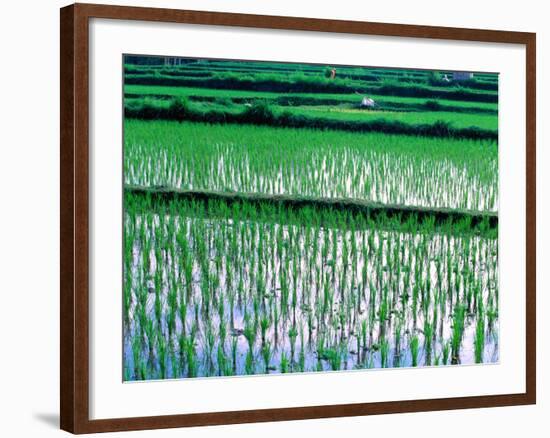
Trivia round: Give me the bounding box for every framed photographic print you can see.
[60,3,536,434]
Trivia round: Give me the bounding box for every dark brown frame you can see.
[60,2,536,434]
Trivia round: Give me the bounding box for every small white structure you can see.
[360,96,376,108]
[441,74,451,82]
[452,71,474,81]
[164,57,183,66]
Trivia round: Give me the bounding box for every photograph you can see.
[122,55,499,381]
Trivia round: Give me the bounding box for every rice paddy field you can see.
[123,56,499,381]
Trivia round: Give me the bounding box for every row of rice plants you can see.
[124,84,499,111]
[124,59,461,85]
[124,120,498,212]
[124,62,498,92]
[125,92,498,117]
[124,98,498,141]
[286,106,498,131]
[124,62,429,81]
[124,70,497,103]
[123,194,498,380]
[124,94,498,131]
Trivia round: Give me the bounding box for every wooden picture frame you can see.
[60,2,536,433]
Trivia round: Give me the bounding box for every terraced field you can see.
[122,56,499,380]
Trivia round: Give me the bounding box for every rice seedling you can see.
[280,351,290,373]
[261,342,273,373]
[410,336,419,367]
[157,331,167,379]
[380,339,390,368]
[451,304,467,364]
[475,307,486,363]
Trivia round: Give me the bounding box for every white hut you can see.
[452,71,474,81]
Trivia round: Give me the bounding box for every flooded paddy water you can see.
[123,196,498,380]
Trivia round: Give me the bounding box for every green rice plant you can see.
[451,304,466,364]
[219,320,227,348]
[131,334,142,379]
[204,322,216,365]
[412,284,419,329]
[123,278,132,325]
[487,306,498,333]
[167,282,178,333]
[280,351,290,373]
[260,316,270,345]
[124,366,132,382]
[157,332,167,379]
[186,338,198,378]
[316,333,326,361]
[143,316,155,357]
[361,319,368,354]
[325,348,343,371]
[261,342,273,373]
[178,295,187,336]
[170,346,179,378]
[393,316,403,355]
[217,344,227,376]
[177,330,186,361]
[380,339,390,368]
[245,351,255,375]
[154,289,162,325]
[137,358,147,381]
[167,308,177,340]
[231,336,238,372]
[423,321,434,366]
[272,301,280,341]
[442,342,451,365]
[243,315,257,352]
[366,352,375,369]
[298,324,306,372]
[410,335,419,367]
[475,311,486,364]
[288,325,298,360]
